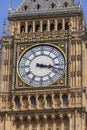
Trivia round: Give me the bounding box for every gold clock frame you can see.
[14,42,67,89]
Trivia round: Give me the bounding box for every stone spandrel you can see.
[8,0,80,17]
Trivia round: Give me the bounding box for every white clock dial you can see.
[18,44,65,87]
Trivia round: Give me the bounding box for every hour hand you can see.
[36,63,49,68]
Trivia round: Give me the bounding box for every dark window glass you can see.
[57,22,62,30]
[50,23,54,31]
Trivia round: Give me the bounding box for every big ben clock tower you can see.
[0,0,87,130]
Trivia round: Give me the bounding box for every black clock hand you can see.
[36,63,64,70]
[36,63,50,68]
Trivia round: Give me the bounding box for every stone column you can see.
[60,92,63,108]
[68,113,72,130]
[44,115,47,130]
[55,19,57,31]
[20,95,23,110]
[60,114,64,130]
[33,21,35,32]
[11,116,15,130]
[25,22,28,33]
[82,112,86,130]
[36,94,39,109]
[77,17,79,31]
[12,96,15,110]
[62,18,65,30]
[44,94,47,108]
[40,20,43,32]
[48,20,50,31]
[17,22,20,34]
[74,109,78,130]
[52,93,54,108]
[28,116,31,130]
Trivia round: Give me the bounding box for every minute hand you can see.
[36,63,64,70]
[48,65,64,70]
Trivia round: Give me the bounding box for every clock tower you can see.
[0,0,87,130]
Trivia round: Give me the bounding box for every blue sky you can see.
[0,0,87,37]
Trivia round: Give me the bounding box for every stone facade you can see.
[0,0,87,130]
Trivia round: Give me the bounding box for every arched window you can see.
[51,2,56,8]
[20,23,25,33]
[14,96,21,107]
[64,2,68,7]
[38,95,44,107]
[64,117,69,130]
[57,22,62,30]
[62,94,68,106]
[23,116,28,127]
[65,22,69,30]
[24,5,28,11]
[37,4,41,9]
[43,23,47,31]
[35,24,40,32]
[28,24,33,32]
[15,117,21,128]
[46,95,52,106]
[22,96,28,108]
[54,94,61,106]
[30,96,36,106]
[50,23,55,31]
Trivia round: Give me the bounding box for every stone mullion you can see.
[62,18,65,30]
[36,94,39,109]
[77,113,81,130]
[20,95,23,110]
[44,94,47,108]
[76,17,79,31]
[82,112,86,130]
[78,42,81,87]
[17,21,20,34]
[6,47,8,91]
[25,21,28,33]
[44,115,47,130]
[68,93,71,107]
[82,40,85,87]
[60,92,63,107]
[29,123,32,130]
[60,115,64,130]
[53,121,56,130]
[68,113,72,130]
[73,17,77,31]
[76,42,79,87]
[8,45,11,91]
[40,20,43,32]
[19,116,23,130]
[52,93,54,108]
[74,42,76,87]
[70,17,73,31]
[71,43,73,87]
[3,47,7,92]
[74,110,78,130]
[55,19,57,31]
[82,17,85,31]
[33,21,35,32]
[12,96,15,110]
[28,95,31,109]
[48,20,50,32]
[11,116,15,130]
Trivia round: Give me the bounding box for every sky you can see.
[0,0,87,37]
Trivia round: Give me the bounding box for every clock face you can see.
[18,44,65,87]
